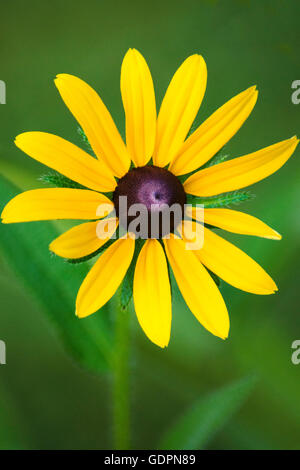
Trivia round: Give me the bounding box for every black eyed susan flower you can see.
[1,49,298,348]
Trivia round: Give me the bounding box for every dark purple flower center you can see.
[113,165,186,238]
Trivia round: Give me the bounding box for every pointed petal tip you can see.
[54,74,78,87]
[155,342,168,349]
[75,307,89,318]
[248,85,257,92]
[211,324,229,341]
[54,74,64,84]
[152,337,170,349]
[14,131,39,148]
[138,327,171,350]
[196,54,207,68]
[219,324,230,340]
[14,133,27,146]
[270,231,282,240]
[15,132,42,149]
[75,300,95,318]
[48,241,58,255]
[267,289,278,296]
[184,53,207,69]
[263,228,282,240]
[75,305,87,318]
[128,47,138,54]
[1,205,8,222]
[123,48,142,61]
[124,48,133,57]
[55,73,69,80]
[263,282,278,295]
[75,300,96,318]
[75,305,95,319]
[193,53,205,60]
[14,132,37,147]
[1,205,6,219]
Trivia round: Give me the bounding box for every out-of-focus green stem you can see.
[112,295,131,450]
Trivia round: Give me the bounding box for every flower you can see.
[1,49,298,348]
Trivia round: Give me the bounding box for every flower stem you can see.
[112,295,131,450]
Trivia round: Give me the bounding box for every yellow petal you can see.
[177,217,204,251]
[170,86,258,175]
[153,55,207,168]
[1,188,113,223]
[55,74,131,177]
[133,240,171,348]
[121,49,156,167]
[187,207,281,240]
[49,218,118,259]
[184,136,299,196]
[197,226,278,295]
[76,237,135,318]
[15,132,116,192]
[164,235,229,339]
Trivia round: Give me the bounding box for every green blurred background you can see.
[0,0,299,450]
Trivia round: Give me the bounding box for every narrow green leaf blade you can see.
[39,171,87,189]
[201,152,228,169]
[160,375,257,450]
[120,239,144,310]
[0,175,114,373]
[187,190,255,208]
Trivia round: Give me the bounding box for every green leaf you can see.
[207,268,221,286]
[39,171,87,190]
[0,175,114,373]
[160,375,257,450]
[39,171,114,199]
[77,127,95,155]
[176,148,227,184]
[120,239,144,310]
[187,190,255,208]
[201,152,228,169]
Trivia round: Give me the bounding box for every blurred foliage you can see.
[0,0,299,450]
[0,176,114,373]
[160,375,256,449]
